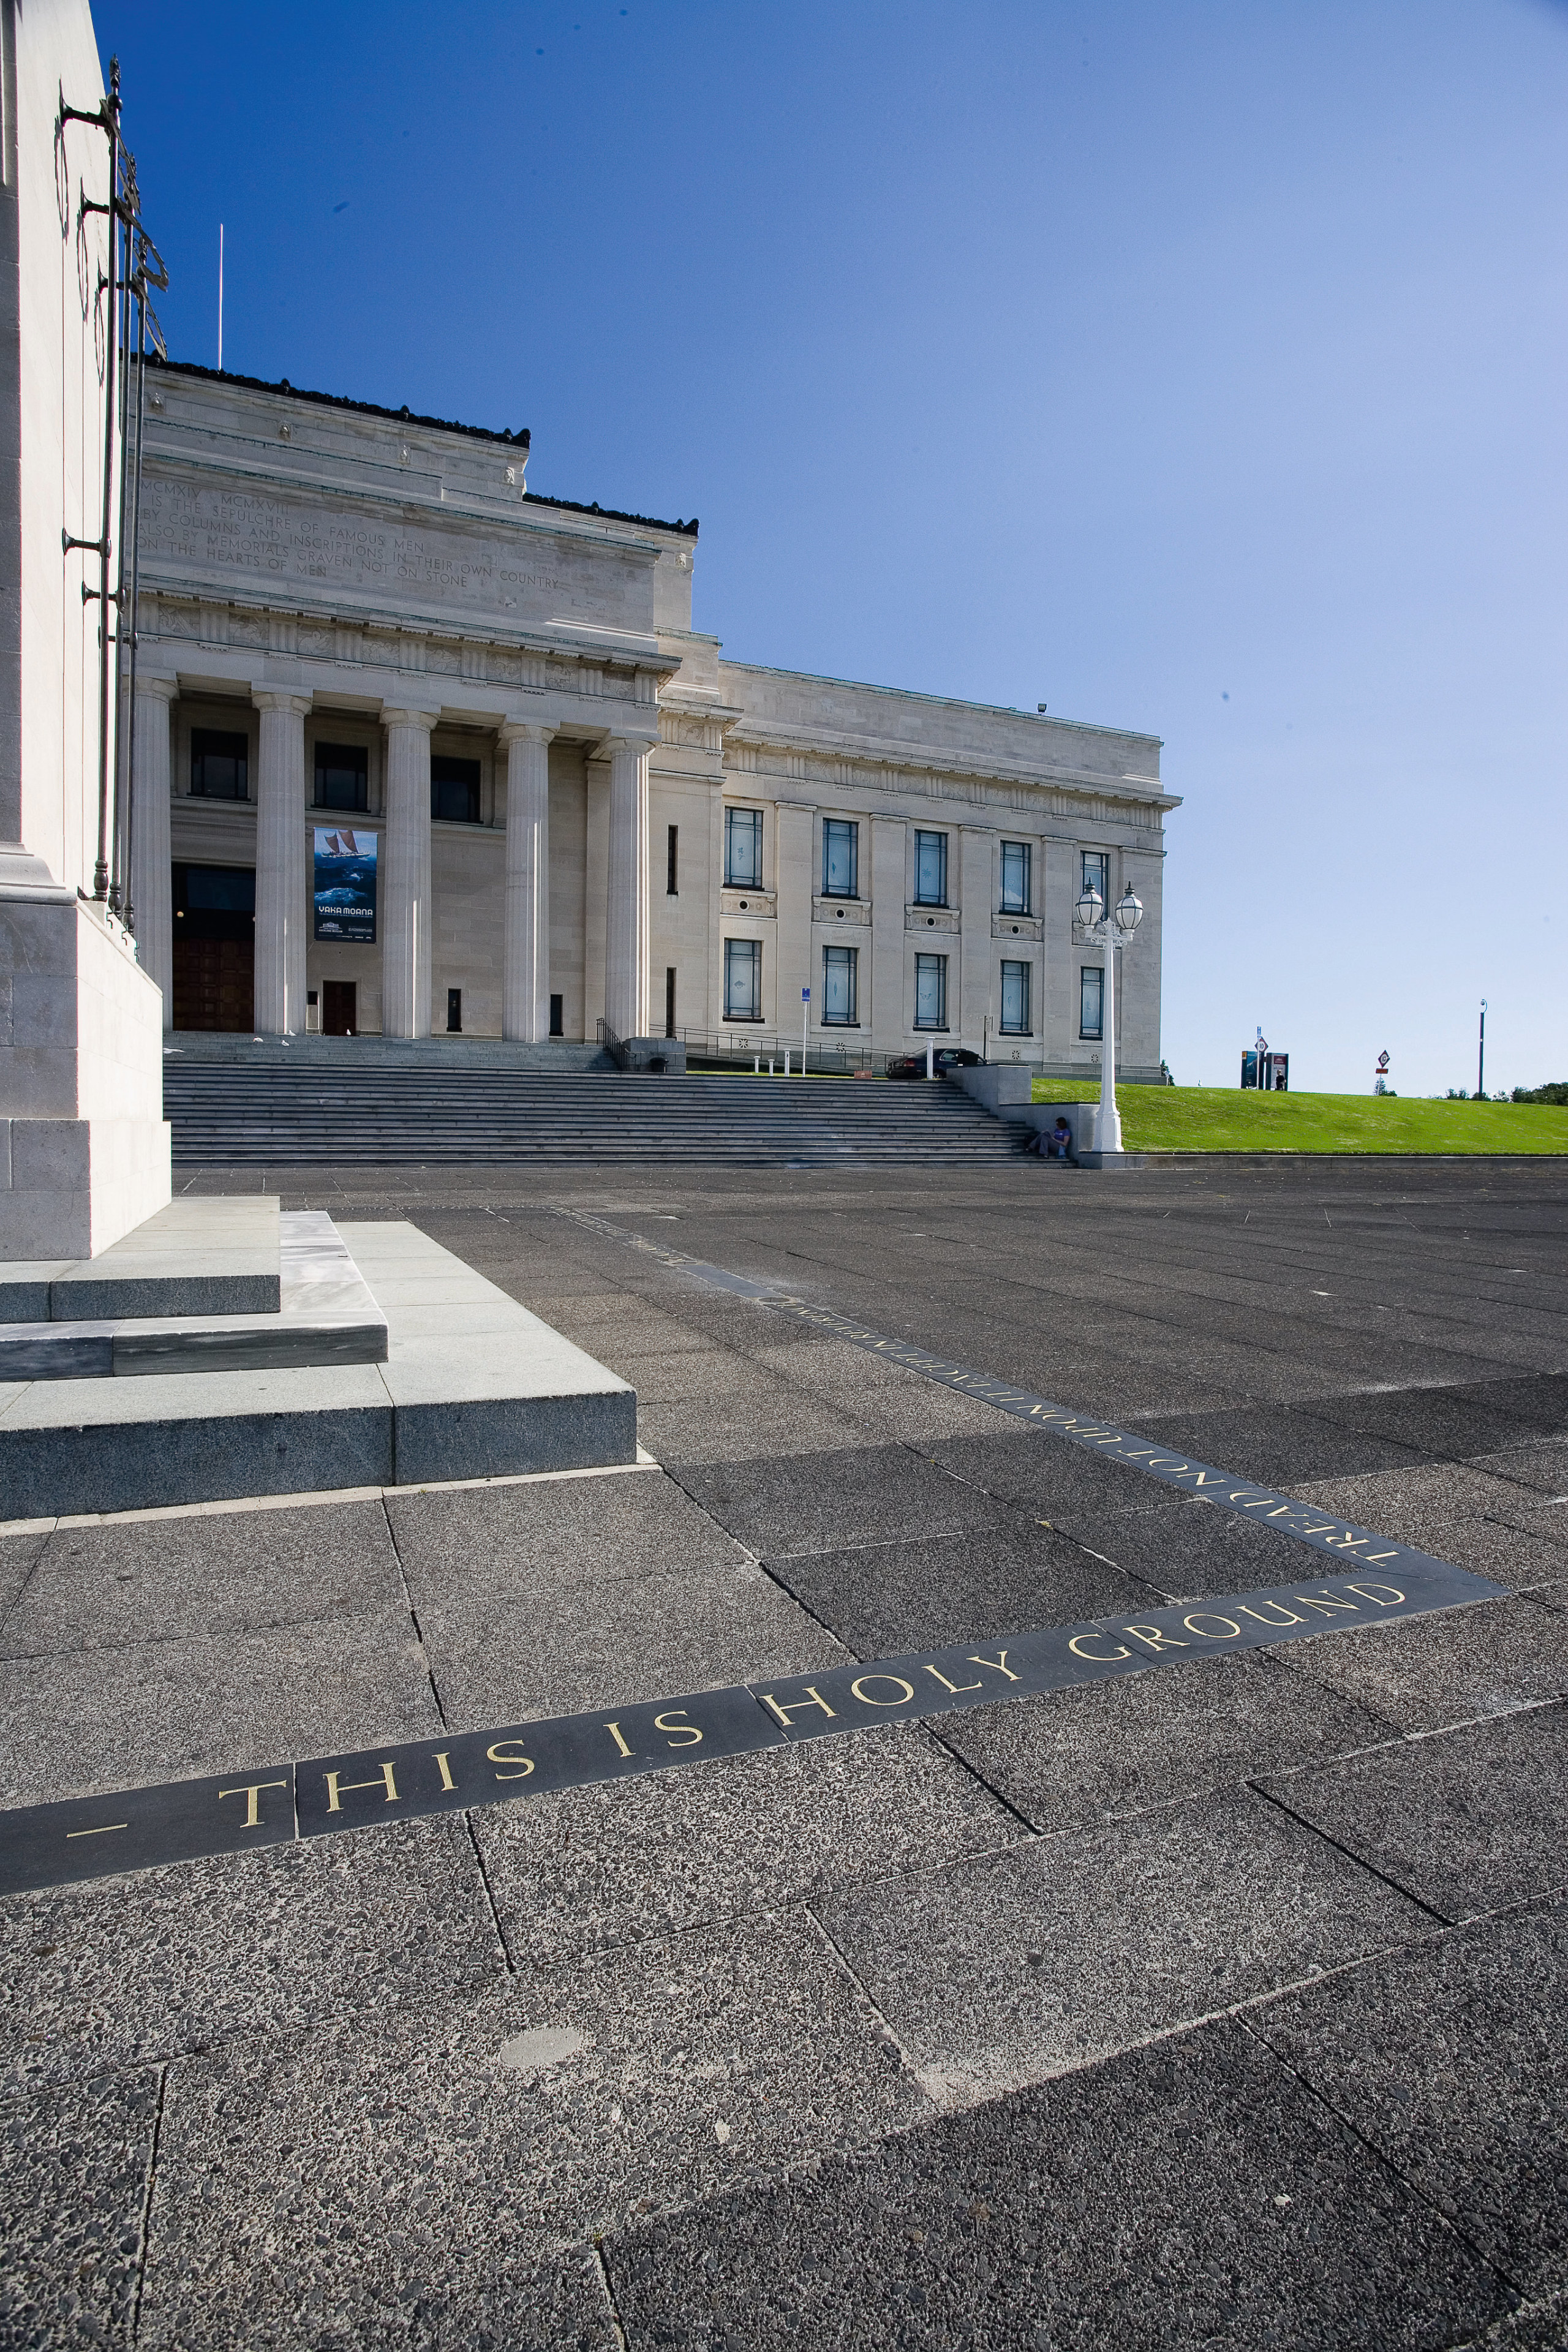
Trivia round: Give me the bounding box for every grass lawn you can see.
[1028,1083,1568,1155]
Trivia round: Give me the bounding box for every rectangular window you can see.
[665,966,677,1039]
[666,824,679,895]
[914,952,948,1031]
[724,937,762,1021]
[1080,964,1104,1039]
[315,742,368,813]
[431,755,481,824]
[725,806,763,888]
[913,830,948,907]
[1000,840,1031,914]
[446,987,462,1033]
[1000,960,1031,1035]
[189,728,249,801]
[549,992,564,1038]
[1080,850,1109,914]
[822,817,859,898]
[822,944,859,1025]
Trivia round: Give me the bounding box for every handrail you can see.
[595,1017,631,1071]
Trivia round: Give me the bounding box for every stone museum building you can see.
[129,361,1177,1077]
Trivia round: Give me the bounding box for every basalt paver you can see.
[2,1152,1566,2346]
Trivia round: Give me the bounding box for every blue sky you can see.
[96,0,1567,1094]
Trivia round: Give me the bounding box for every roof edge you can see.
[147,354,529,448]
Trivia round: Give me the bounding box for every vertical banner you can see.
[313,828,377,943]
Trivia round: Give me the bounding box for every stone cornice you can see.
[723,724,1180,821]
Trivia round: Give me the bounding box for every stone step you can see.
[0,1222,633,1518]
[0,1196,281,1324]
[0,1213,386,1382]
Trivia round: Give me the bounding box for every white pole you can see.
[783,1047,790,1077]
[1098,930,1123,1153]
[218,224,224,372]
[925,1036,933,1080]
[802,989,809,1075]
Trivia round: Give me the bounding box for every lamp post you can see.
[1075,878,1144,1154]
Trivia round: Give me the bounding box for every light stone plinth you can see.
[0,895,170,1260]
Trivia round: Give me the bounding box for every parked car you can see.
[886,1046,984,1080]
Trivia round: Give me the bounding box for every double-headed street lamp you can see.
[1075,878,1144,1155]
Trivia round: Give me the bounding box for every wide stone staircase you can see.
[163,1061,1033,1167]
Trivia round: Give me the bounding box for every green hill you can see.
[1029,1085,1568,1155]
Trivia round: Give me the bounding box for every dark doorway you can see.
[446,987,462,1033]
[665,967,677,1039]
[549,993,564,1038]
[322,981,357,1036]
[172,863,255,1031]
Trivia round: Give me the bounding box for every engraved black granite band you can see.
[0,1558,1504,1901]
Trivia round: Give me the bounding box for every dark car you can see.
[886,1046,985,1080]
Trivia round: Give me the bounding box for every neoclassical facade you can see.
[128,361,1177,1076]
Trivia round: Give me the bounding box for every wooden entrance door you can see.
[322,981,357,1036]
[172,937,254,1032]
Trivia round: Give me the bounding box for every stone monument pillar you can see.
[382,709,436,1039]
[500,721,554,1042]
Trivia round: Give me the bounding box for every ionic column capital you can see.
[252,690,312,717]
[600,733,657,761]
[497,720,556,749]
[381,706,440,734]
[135,674,179,706]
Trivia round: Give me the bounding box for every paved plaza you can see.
[2,1153,1566,2350]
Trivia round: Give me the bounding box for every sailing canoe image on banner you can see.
[313,828,377,943]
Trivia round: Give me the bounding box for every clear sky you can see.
[94,0,1568,1096]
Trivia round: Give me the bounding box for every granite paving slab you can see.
[0,2067,162,2350]
[1288,1462,1568,1588]
[940,1652,1395,1833]
[0,1528,46,1625]
[386,1468,753,1608]
[0,1498,404,1656]
[815,1784,1436,2103]
[605,2019,1508,2351]
[761,1520,1158,1657]
[1306,1379,1568,1463]
[1272,1590,1568,1733]
[673,1443,1014,1558]
[1071,1490,1313,1598]
[1120,1401,1432,1483]
[134,1910,930,2348]
[0,1814,505,2097]
[634,1389,867,1464]
[1254,1899,1568,2295]
[0,1600,441,1806]
[1474,1438,1568,1495]
[415,1555,846,1732]
[926,1427,1192,1532]
[473,1723,1023,1967]
[1260,1701,1568,1920]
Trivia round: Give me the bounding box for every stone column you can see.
[603,735,651,1039]
[870,816,906,1049]
[252,692,311,1036]
[499,722,554,1042]
[774,801,814,1052]
[129,676,176,1027]
[382,709,436,1040]
[959,826,994,1053]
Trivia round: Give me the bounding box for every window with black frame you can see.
[189,728,249,800]
[1080,965,1104,1039]
[1000,840,1031,914]
[724,937,762,1021]
[314,743,368,812]
[431,755,481,824]
[822,944,859,1025]
[725,806,763,888]
[913,830,948,907]
[1000,960,1031,1034]
[1080,850,1110,913]
[914,952,948,1030]
[822,817,858,898]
